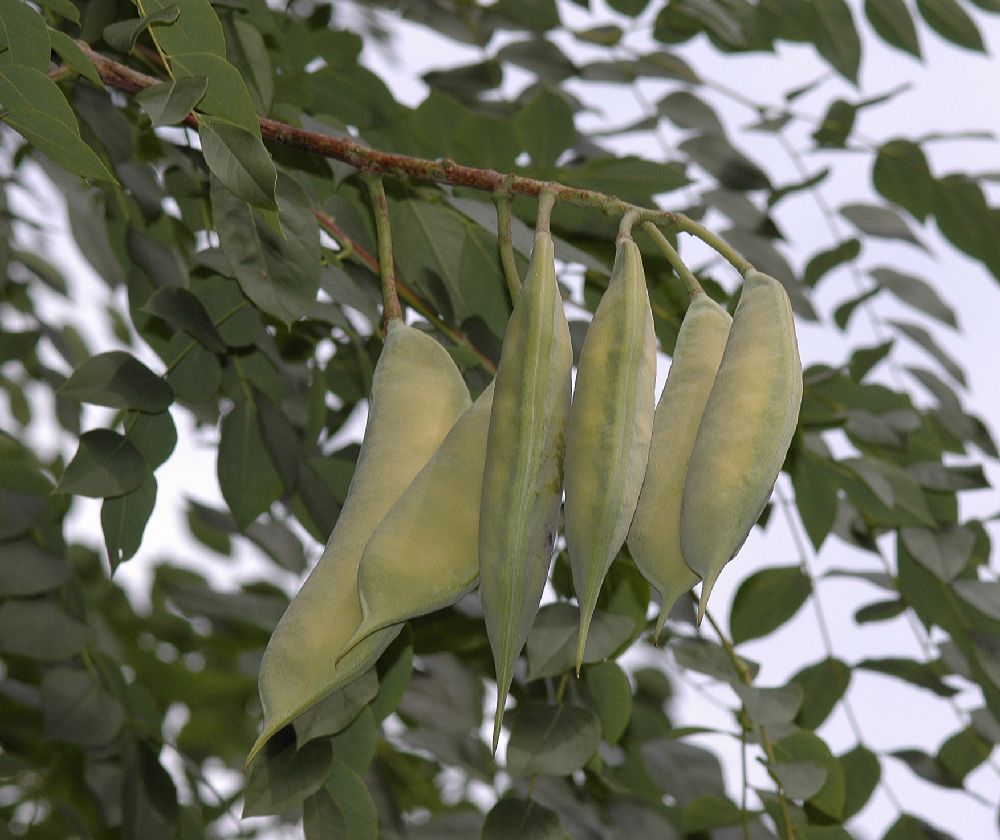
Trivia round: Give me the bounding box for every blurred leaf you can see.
[58,429,149,498]
[200,116,277,210]
[681,796,748,833]
[807,0,862,83]
[840,203,925,248]
[514,87,576,172]
[937,726,991,784]
[840,745,881,819]
[734,683,804,728]
[889,320,965,385]
[871,267,957,327]
[730,566,812,644]
[953,580,1000,621]
[812,99,856,147]
[303,760,378,840]
[865,0,921,57]
[900,526,974,581]
[482,797,568,840]
[658,90,724,134]
[873,140,935,221]
[0,541,71,595]
[790,447,839,550]
[804,237,861,287]
[40,666,125,746]
[217,400,284,527]
[0,599,93,660]
[59,351,173,412]
[581,661,632,744]
[916,0,985,50]
[102,473,157,570]
[773,731,845,818]
[0,0,51,70]
[506,702,601,776]
[858,657,958,696]
[243,737,334,817]
[768,759,827,799]
[789,658,851,730]
[525,602,634,680]
[678,134,770,191]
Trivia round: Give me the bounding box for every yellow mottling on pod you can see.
[478,230,573,752]
[564,234,656,672]
[247,320,470,767]
[680,270,803,624]
[628,293,732,637]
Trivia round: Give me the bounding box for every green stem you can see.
[669,216,753,276]
[494,187,522,301]
[618,208,641,240]
[361,173,403,327]
[641,221,703,297]
[536,187,557,234]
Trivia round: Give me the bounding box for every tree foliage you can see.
[1,0,998,838]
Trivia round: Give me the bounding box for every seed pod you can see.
[627,293,732,637]
[248,320,470,766]
[479,229,573,752]
[339,381,495,657]
[564,234,656,672]
[680,270,802,624]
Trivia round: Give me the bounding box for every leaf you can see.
[804,238,861,287]
[734,683,804,728]
[525,602,634,681]
[870,267,956,327]
[729,566,812,644]
[514,87,575,172]
[889,319,965,386]
[59,351,173,412]
[40,666,125,746]
[772,731,845,818]
[581,661,632,745]
[812,99,856,147]
[126,408,177,472]
[678,134,770,191]
[953,580,1000,621]
[212,174,320,324]
[103,6,180,53]
[482,797,568,840]
[680,796,749,833]
[640,738,728,806]
[58,429,149,498]
[840,203,925,248]
[900,526,974,581]
[505,702,601,776]
[294,669,379,747]
[101,473,157,571]
[937,726,991,784]
[0,599,93,660]
[303,761,378,840]
[143,286,227,352]
[0,0,50,71]
[873,140,935,221]
[141,0,226,58]
[849,340,894,381]
[768,759,827,799]
[135,77,208,127]
[790,448,839,551]
[855,598,907,624]
[658,90,724,135]
[200,116,277,210]
[47,29,102,86]
[858,657,958,696]
[807,0,862,83]
[916,0,985,51]
[840,745,881,818]
[0,541,71,595]
[789,658,851,730]
[671,637,759,685]
[243,737,334,817]
[172,51,260,133]
[34,0,79,22]
[217,400,284,527]
[931,174,995,270]
[0,65,115,182]
[865,0,921,57]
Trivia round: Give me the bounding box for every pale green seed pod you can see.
[680,270,803,624]
[564,235,656,672]
[339,381,495,657]
[479,230,573,752]
[627,293,732,638]
[247,320,470,767]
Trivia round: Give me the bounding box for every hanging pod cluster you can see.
[248,200,802,764]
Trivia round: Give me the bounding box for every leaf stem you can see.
[641,221,703,298]
[494,184,522,301]
[361,173,403,328]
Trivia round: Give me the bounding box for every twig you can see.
[361,173,402,327]
[493,183,521,301]
[641,221,703,298]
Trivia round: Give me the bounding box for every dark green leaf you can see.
[640,738,727,806]
[103,6,180,53]
[807,0,862,83]
[900,526,974,581]
[840,202,925,248]
[840,745,881,818]
[102,473,157,571]
[812,99,856,147]
[506,702,601,776]
[40,666,125,746]
[855,598,907,624]
[953,580,1000,621]
[882,814,958,839]
[734,683,804,727]
[871,267,956,327]
[916,0,985,50]
[0,0,51,71]
[658,90,724,135]
[573,24,624,45]
[804,238,861,287]
[849,340,894,381]
[217,400,284,527]
[873,140,935,221]
[135,77,209,127]
[768,759,827,799]
[865,0,921,57]
[423,60,502,101]
[0,65,115,182]
[790,447,839,550]
[59,351,173,412]
[58,429,149,498]
[937,726,991,784]
[581,661,632,744]
[141,0,226,57]
[525,602,634,681]
[730,566,812,644]
[0,541,71,595]
[773,731,845,818]
[481,797,567,840]
[889,319,965,385]
[200,116,277,210]
[126,408,177,471]
[0,598,93,660]
[681,796,748,833]
[243,737,334,817]
[303,761,378,840]
[48,29,103,86]
[514,87,576,172]
[858,657,958,696]
[931,174,995,270]
[890,749,959,789]
[671,637,759,685]
[789,658,851,729]
[295,669,379,748]
[678,134,771,191]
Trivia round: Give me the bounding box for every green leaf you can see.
[729,566,812,644]
[937,726,991,784]
[658,90,724,135]
[849,340,894,381]
[481,797,568,840]
[59,429,149,498]
[506,702,601,776]
[143,286,227,352]
[812,99,856,147]
[0,599,93,660]
[773,731,845,818]
[514,87,575,172]
[882,814,957,839]
[581,661,632,745]
[889,319,965,385]
[40,666,125,746]
[873,140,935,221]
[870,267,956,327]
[855,598,907,624]
[840,745,881,818]
[0,0,50,71]
[303,761,378,840]
[807,0,862,83]
[916,0,985,51]
[789,658,851,730]
[858,657,958,696]
[768,759,827,799]
[217,400,284,527]
[102,473,157,571]
[678,134,770,191]
[953,580,1000,621]
[790,447,839,550]
[35,0,79,23]
[900,526,974,581]
[200,116,277,210]
[640,738,728,805]
[126,408,178,472]
[671,636,760,685]
[141,0,226,58]
[0,65,115,182]
[371,626,413,723]
[294,669,379,747]
[0,540,71,595]
[865,0,921,57]
[103,6,180,53]
[804,238,861,288]
[840,201,925,248]
[734,683,804,728]
[47,29,102,86]
[59,351,173,412]
[212,174,320,324]
[525,602,634,681]
[243,737,334,817]
[135,77,208,127]
[931,174,994,271]
[680,796,749,833]
[173,52,260,133]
